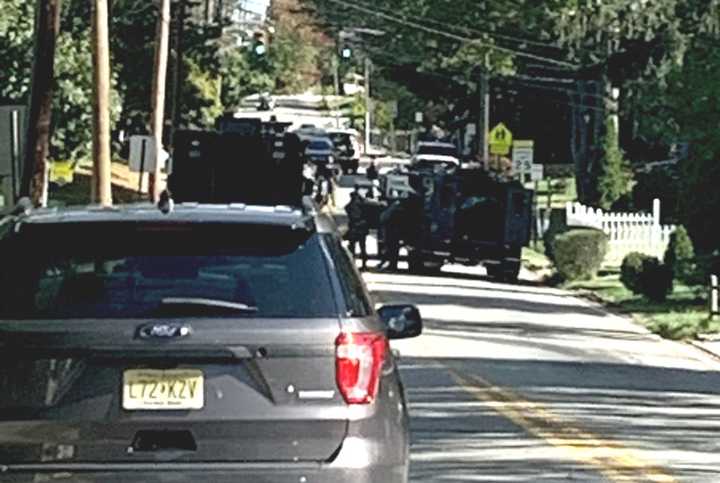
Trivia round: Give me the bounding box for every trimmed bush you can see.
[638,257,673,302]
[621,252,653,294]
[554,229,608,281]
[664,226,695,283]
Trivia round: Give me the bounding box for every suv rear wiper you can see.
[160,297,259,313]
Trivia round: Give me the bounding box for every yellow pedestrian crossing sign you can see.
[489,123,513,155]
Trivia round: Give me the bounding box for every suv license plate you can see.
[123,369,204,410]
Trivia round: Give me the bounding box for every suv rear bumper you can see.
[0,462,407,483]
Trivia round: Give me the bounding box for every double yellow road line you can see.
[449,369,676,483]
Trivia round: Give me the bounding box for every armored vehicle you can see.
[377,165,533,281]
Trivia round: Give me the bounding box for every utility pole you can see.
[364,57,371,153]
[170,0,188,143]
[91,0,112,206]
[21,0,62,207]
[332,54,341,128]
[478,52,490,163]
[148,0,172,202]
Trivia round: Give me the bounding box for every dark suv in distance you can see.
[0,201,422,483]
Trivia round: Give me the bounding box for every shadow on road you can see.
[374,289,607,318]
[401,356,720,482]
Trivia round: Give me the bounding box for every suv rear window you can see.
[0,223,337,319]
[309,140,332,150]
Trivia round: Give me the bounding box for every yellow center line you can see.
[448,369,676,483]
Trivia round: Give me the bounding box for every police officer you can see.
[378,198,404,272]
[366,160,379,182]
[344,186,369,270]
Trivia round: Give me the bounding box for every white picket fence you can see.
[565,198,676,267]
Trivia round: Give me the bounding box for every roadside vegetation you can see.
[566,275,715,341]
[536,217,718,341]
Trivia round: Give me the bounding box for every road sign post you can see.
[512,140,534,183]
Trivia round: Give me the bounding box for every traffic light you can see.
[252,31,267,56]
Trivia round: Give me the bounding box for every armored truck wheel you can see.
[408,252,443,275]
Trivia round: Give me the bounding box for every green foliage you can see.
[0,0,33,103]
[542,209,568,262]
[52,31,122,161]
[664,226,696,284]
[268,23,322,95]
[553,229,608,281]
[632,168,680,223]
[595,118,633,210]
[220,49,274,110]
[182,59,223,129]
[628,36,720,254]
[637,257,673,302]
[620,252,653,294]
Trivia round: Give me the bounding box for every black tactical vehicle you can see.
[377,165,534,281]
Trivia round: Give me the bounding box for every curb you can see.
[687,340,720,362]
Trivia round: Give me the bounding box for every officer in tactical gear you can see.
[344,186,370,270]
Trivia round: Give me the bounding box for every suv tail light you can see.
[335,332,388,405]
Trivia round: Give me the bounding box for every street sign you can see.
[512,139,534,175]
[50,161,75,186]
[530,163,544,181]
[129,135,157,173]
[489,123,513,155]
[415,112,424,123]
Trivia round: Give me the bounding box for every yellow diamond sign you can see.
[49,161,75,186]
[489,123,513,156]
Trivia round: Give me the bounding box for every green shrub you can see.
[664,226,695,283]
[683,250,720,288]
[621,252,653,294]
[638,257,673,302]
[543,209,568,262]
[554,229,608,281]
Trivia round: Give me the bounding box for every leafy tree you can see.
[664,226,695,283]
[595,117,632,210]
[0,0,33,103]
[182,58,223,129]
[52,30,121,161]
[629,36,720,253]
[220,48,274,110]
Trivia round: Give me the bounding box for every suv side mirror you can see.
[378,304,422,340]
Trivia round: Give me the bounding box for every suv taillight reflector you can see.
[335,332,388,405]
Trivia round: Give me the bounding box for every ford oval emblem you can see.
[138,323,191,340]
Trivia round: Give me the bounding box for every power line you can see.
[354,41,584,89]
[363,1,570,52]
[360,48,607,113]
[496,77,606,101]
[323,0,579,69]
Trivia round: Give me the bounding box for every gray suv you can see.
[0,201,422,482]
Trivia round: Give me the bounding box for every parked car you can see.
[304,136,335,165]
[328,129,362,174]
[0,201,422,483]
[412,141,461,170]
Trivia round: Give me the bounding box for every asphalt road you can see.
[364,269,720,482]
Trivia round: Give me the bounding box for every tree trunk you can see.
[21,0,62,207]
